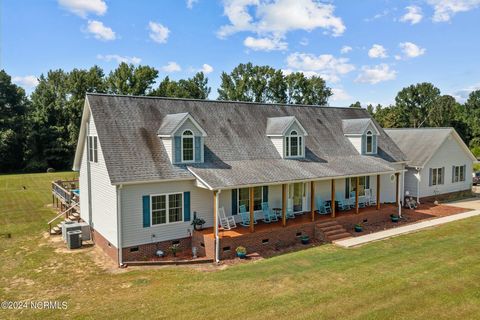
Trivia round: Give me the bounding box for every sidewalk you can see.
[334,210,480,248]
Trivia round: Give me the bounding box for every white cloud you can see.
[452,83,480,102]
[364,9,391,22]
[355,64,397,84]
[12,75,39,88]
[427,0,480,22]
[399,42,426,59]
[285,52,355,83]
[400,6,423,24]
[199,64,214,74]
[86,20,116,40]
[161,62,182,73]
[244,36,287,51]
[300,37,309,46]
[58,0,107,18]
[331,88,350,102]
[186,0,198,9]
[218,0,346,43]
[148,22,170,44]
[340,45,352,54]
[97,54,141,64]
[368,44,388,58]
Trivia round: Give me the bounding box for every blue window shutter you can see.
[463,165,466,181]
[441,167,445,185]
[361,134,366,154]
[373,136,377,154]
[451,166,455,183]
[142,195,150,228]
[366,176,370,189]
[429,168,433,186]
[231,189,238,215]
[174,136,181,163]
[263,186,268,203]
[194,136,201,162]
[345,178,350,199]
[184,191,191,221]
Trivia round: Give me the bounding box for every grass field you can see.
[1,172,480,319]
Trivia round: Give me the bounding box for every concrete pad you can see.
[334,210,480,248]
[442,197,480,210]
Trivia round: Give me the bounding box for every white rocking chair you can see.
[365,189,377,206]
[218,207,236,230]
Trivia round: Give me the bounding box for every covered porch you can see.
[195,171,404,261]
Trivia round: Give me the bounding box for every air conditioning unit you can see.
[76,222,91,241]
[63,222,81,241]
[67,230,82,249]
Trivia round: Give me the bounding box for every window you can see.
[285,130,303,158]
[151,193,183,225]
[453,165,466,183]
[431,167,444,186]
[88,136,98,163]
[238,186,263,212]
[366,130,373,154]
[348,176,369,197]
[181,130,194,162]
[288,182,305,212]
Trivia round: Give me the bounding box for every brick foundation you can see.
[122,237,192,262]
[91,228,119,263]
[420,189,473,204]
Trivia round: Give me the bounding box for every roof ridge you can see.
[384,127,453,131]
[86,92,359,110]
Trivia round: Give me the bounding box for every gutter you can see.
[116,184,124,267]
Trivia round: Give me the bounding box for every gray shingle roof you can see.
[156,112,189,136]
[85,94,406,187]
[384,128,452,167]
[342,118,376,135]
[266,116,299,136]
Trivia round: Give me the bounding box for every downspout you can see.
[116,184,124,267]
[416,167,421,204]
[215,189,221,264]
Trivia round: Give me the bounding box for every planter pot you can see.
[391,216,399,223]
[354,226,363,232]
[236,252,247,259]
[301,237,310,245]
[193,224,204,231]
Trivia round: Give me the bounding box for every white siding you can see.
[404,168,419,198]
[419,134,473,197]
[87,115,118,247]
[162,137,173,163]
[120,180,212,247]
[174,118,203,136]
[78,135,90,223]
[347,136,362,154]
[269,137,284,158]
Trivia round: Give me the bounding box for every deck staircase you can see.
[49,202,81,235]
[315,221,351,242]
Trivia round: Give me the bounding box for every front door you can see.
[289,183,304,213]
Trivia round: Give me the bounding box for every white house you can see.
[385,128,476,201]
[73,94,412,265]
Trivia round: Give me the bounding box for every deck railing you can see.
[51,179,79,205]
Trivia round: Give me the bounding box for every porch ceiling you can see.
[188,155,398,190]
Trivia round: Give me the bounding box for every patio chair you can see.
[261,202,278,222]
[286,199,296,219]
[218,207,236,230]
[336,194,351,211]
[316,198,331,215]
[364,189,371,206]
[239,204,257,227]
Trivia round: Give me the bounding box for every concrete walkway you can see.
[334,210,480,248]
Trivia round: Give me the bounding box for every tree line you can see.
[0,62,479,173]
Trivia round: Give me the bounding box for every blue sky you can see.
[3,0,480,106]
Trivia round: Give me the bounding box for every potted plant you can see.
[390,214,400,223]
[354,223,363,232]
[236,246,247,259]
[300,234,310,245]
[191,213,206,231]
[169,244,181,257]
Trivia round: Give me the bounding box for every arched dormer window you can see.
[181,130,194,162]
[366,130,373,154]
[285,130,304,158]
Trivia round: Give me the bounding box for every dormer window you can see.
[181,130,194,162]
[285,130,304,158]
[366,130,373,154]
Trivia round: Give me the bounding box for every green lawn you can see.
[1,172,480,319]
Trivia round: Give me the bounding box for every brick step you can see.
[51,226,61,235]
[316,221,338,228]
[327,232,352,241]
[324,228,348,237]
[319,225,344,232]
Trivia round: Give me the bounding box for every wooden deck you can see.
[199,204,399,239]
